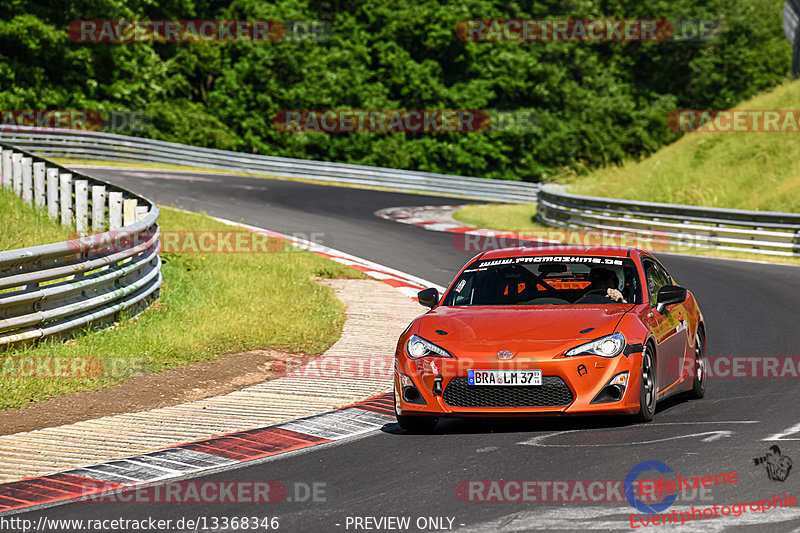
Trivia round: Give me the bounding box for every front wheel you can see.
[688,329,706,399]
[635,345,657,423]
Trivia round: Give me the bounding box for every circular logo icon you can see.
[624,461,677,514]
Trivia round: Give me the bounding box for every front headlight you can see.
[565,332,626,358]
[406,335,452,359]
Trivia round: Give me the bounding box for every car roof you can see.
[478,245,640,260]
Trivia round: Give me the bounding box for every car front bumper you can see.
[394,349,644,417]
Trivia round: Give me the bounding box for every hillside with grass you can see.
[562,80,800,213]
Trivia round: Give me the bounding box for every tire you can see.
[635,344,657,423]
[393,389,439,432]
[688,329,706,399]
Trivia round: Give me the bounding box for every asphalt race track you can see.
[19,168,800,532]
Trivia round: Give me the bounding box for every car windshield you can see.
[442,255,641,306]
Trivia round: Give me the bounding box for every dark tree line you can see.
[0,0,790,181]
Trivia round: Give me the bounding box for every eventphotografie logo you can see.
[753,445,793,482]
[625,461,677,514]
[626,461,738,518]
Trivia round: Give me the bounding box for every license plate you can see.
[467,369,542,386]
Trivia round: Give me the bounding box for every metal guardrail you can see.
[5,127,796,258]
[537,185,800,256]
[0,127,540,203]
[0,142,161,346]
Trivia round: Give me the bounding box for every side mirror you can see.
[417,288,439,309]
[655,284,687,315]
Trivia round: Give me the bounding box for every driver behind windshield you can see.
[587,268,627,303]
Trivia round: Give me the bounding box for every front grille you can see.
[443,376,573,408]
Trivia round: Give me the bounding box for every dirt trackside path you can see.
[0,278,422,483]
[0,347,282,436]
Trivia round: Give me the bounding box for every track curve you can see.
[19,167,800,532]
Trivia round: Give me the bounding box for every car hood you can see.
[415,305,632,357]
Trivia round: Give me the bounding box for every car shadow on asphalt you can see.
[382,392,698,435]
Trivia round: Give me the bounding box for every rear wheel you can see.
[393,390,439,432]
[688,329,706,399]
[636,344,657,422]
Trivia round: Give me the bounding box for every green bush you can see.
[0,0,791,181]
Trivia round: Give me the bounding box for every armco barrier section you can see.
[0,127,539,203]
[537,185,800,256]
[0,142,161,346]
[5,127,798,257]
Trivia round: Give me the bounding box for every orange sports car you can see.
[393,246,706,431]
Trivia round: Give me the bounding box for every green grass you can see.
[562,80,800,212]
[0,207,365,410]
[0,187,74,250]
[452,203,543,233]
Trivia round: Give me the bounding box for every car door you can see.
[642,258,685,392]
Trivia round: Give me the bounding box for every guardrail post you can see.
[0,144,162,348]
[91,185,106,231]
[108,192,123,229]
[46,168,59,219]
[33,162,46,207]
[123,199,137,226]
[11,153,22,194]
[59,173,73,226]
[21,157,32,204]
[75,179,89,234]
[1,150,11,188]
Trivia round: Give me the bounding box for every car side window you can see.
[654,261,673,286]
[643,259,669,306]
[451,276,474,306]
